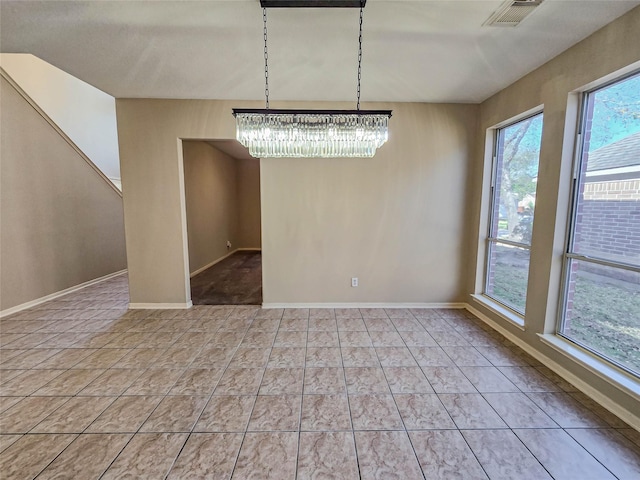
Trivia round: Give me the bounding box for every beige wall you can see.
[468,7,640,424]
[237,158,262,249]
[116,99,477,306]
[0,54,121,184]
[0,76,127,311]
[183,141,238,274]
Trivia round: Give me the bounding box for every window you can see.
[484,113,544,315]
[559,72,640,375]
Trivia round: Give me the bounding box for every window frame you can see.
[557,69,640,377]
[483,111,544,316]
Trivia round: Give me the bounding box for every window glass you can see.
[560,72,640,375]
[484,113,543,314]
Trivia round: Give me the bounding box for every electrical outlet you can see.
[351,277,358,287]
[226,241,232,249]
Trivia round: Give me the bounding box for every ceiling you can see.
[1,1,639,104]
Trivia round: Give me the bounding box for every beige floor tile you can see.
[229,347,272,368]
[526,392,609,428]
[514,428,617,480]
[0,368,66,396]
[140,395,208,432]
[215,368,264,395]
[169,368,222,395]
[355,430,424,480]
[274,331,307,347]
[259,367,304,395]
[384,366,434,394]
[341,347,380,367]
[566,428,640,480]
[279,318,309,333]
[308,317,337,330]
[483,392,558,428]
[1,348,61,369]
[459,366,519,393]
[32,396,115,433]
[297,431,359,479]
[399,331,438,347]
[305,347,343,367]
[0,396,23,414]
[0,433,77,479]
[86,395,162,433]
[338,331,372,346]
[345,367,390,394]
[73,348,129,369]
[0,396,70,433]
[462,429,550,480]
[248,395,301,431]
[79,368,145,395]
[267,347,306,368]
[364,318,396,331]
[101,432,188,479]
[124,368,185,395]
[498,366,562,392]
[152,346,201,368]
[32,348,96,369]
[303,367,346,394]
[0,434,22,454]
[307,331,340,347]
[411,430,488,479]
[167,433,243,479]
[349,394,403,430]
[439,393,507,429]
[369,332,406,347]
[195,395,256,432]
[37,433,131,479]
[112,348,166,369]
[301,394,352,431]
[409,347,455,367]
[442,346,492,367]
[421,366,477,393]
[232,432,298,480]
[375,347,418,367]
[394,394,456,429]
[192,346,236,368]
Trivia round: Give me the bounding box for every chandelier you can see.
[233,0,392,158]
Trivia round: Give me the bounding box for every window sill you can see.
[470,294,525,330]
[539,333,640,399]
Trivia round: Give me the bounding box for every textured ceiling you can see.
[1,0,638,103]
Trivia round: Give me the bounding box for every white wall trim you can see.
[128,301,193,309]
[466,303,640,431]
[263,302,467,309]
[470,294,525,330]
[0,269,127,318]
[190,248,262,277]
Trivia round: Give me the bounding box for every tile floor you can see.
[1,274,639,479]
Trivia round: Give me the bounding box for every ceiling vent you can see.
[484,0,543,27]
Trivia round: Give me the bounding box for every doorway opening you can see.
[181,139,262,305]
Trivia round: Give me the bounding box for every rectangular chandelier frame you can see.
[233,108,392,158]
[260,1,366,8]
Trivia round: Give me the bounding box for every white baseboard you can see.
[262,302,467,309]
[189,248,262,278]
[0,269,127,318]
[466,303,640,431]
[128,301,193,310]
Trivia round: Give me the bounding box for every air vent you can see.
[484,0,543,27]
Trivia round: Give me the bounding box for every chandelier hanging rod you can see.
[233,108,391,116]
[260,1,366,8]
